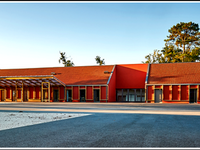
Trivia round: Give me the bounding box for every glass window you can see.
[123,89,127,102]
[142,89,145,101]
[129,89,135,102]
[136,89,141,101]
[117,89,122,102]
[116,89,145,102]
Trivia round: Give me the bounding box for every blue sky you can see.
[0,2,200,69]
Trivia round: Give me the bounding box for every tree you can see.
[164,22,200,62]
[143,22,200,63]
[95,56,105,65]
[142,50,165,64]
[59,51,74,67]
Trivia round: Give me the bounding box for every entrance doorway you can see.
[67,90,72,102]
[54,90,59,102]
[190,89,197,103]
[80,90,85,102]
[94,89,100,102]
[155,89,162,103]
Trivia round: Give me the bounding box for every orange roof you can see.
[148,62,200,84]
[0,65,114,85]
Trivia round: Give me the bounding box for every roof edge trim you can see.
[145,63,150,84]
[107,65,116,85]
[0,75,54,79]
[66,84,108,86]
[146,83,200,86]
[53,76,66,87]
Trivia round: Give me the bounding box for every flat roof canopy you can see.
[0,75,65,87]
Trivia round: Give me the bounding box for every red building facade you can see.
[0,62,200,104]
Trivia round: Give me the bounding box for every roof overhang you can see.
[0,75,66,87]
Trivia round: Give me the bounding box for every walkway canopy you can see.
[0,75,66,102]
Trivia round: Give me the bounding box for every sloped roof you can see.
[148,62,200,84]
[0,65,114,85]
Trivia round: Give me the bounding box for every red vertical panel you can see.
[163,85,170,100]
[172,85,178,100]
[60,86,64,99]
[147,86,153,100]
[86,86,92,99]
[181,85,188,100]
[18,90,21,99]
[35,87,40,99]
[6,87,10,99]
[108,66,116,102]
[101,86,107,100]
[73,86,79,100]
[29,87,33,99]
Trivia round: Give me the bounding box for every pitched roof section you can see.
[0,65,114,85]
[148,62,200,84]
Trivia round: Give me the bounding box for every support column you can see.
[15,82,17,102]
[21,82,23,102]
[33,87,36,99]
[48,82,50,102]
[179,85,181,101]
[41,83,43,102]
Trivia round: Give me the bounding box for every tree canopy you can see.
[59,51,74,67]
[143,22,200,63]
[95,56,105,65]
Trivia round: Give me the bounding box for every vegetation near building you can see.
[143,22,200,63]
[95,56,105,65]
[59,51,74,67]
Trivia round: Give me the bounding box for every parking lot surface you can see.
[0,102,200,148]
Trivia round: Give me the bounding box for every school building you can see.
[0,62,199,104]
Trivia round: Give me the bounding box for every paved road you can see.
[0,102,200,147]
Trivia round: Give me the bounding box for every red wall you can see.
[86,86,92,100]
[101,86,107,100]
[163,85,170,100]
[172,85,179,100]
[60,86,64,99]
[29,87,33,99]
[73,86,79,101]
[108,66,116,102]
[181,85,188,100]
[35,87,40,99]
[116,64,148,89]
[18,90,21,99]
[6,87,10,99]
[147,86,153,100]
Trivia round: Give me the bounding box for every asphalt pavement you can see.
[0,102,200,148]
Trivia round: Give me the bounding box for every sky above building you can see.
[0,1,200,69]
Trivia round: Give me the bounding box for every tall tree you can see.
[59,51,74,67]
[164,22,200,62]
[95,56,105,65]
[143,22,200,63]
